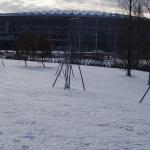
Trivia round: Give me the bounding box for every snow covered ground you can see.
[0,59,150,150]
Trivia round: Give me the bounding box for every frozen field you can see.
[0,59,150,150]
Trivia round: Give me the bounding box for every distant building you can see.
[0,10,150,54]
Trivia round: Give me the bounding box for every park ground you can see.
[0,59,150,150]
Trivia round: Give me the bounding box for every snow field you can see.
[0,59,150,150]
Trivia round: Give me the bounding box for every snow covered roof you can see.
[0,10,124,18]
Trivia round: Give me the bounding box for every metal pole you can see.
[55,63,61,75]
[78,64,85,90]
[139,86,150,103]
[52,61,64,87]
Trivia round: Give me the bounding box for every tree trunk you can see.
[25,50,27,67]
[148,71,150,85]
[1,57,5,67]
[25,59,27,67]
[42,56,45,68]
[127,0,132,76]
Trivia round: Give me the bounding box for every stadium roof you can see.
[0,10,125,18]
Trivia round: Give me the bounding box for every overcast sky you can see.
[0,0,119,13]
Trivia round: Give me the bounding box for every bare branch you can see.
[119,0,147,17]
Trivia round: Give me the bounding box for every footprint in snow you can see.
[137,131,149,136]
[21,145,29,150]
[97,123,110,127]
[63,104,71,107]
[22,133,35,140]
[13,139,21,143]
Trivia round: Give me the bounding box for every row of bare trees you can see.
[14,32,52,67]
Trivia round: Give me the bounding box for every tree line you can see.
[14,32,53,67]
[119,0,150,77]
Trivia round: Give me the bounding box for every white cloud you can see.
[0,0,119,13]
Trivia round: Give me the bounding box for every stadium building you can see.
[0,10,150,53]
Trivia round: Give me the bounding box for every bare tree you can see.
[119,0,145,76]
[141,0,150,85]
[37,34,51,68]
[15,32,37,67]
[143,0,150,13]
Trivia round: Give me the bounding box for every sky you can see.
[0,0,119,13]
